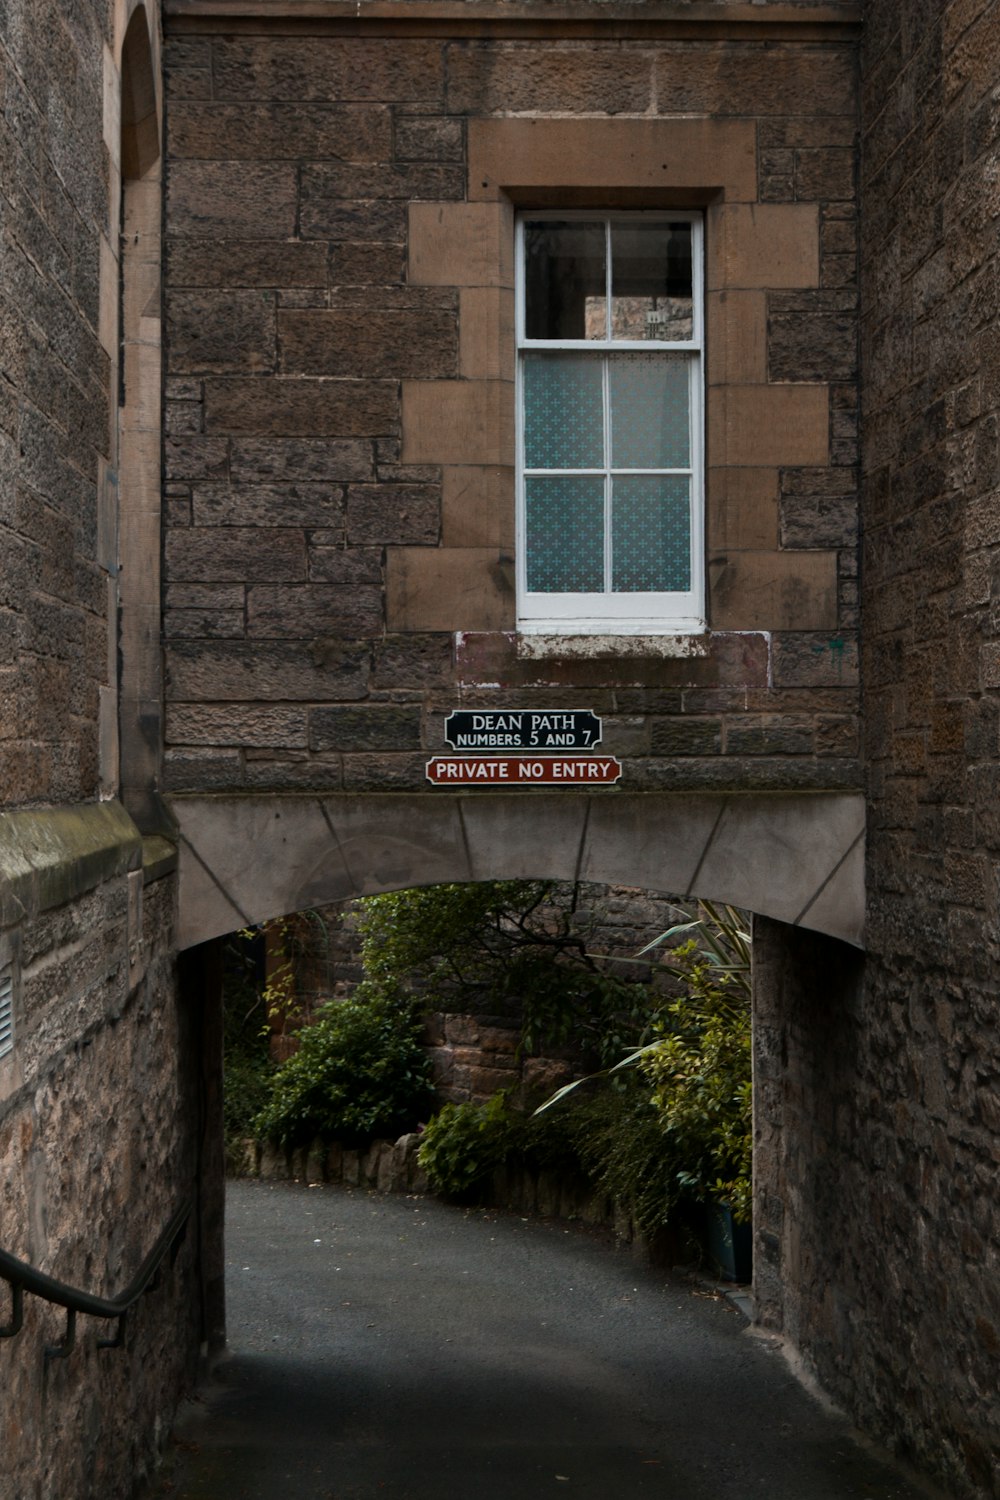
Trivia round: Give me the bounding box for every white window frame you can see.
[516,210,705,635]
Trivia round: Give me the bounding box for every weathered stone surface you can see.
[192,484,344,529]
[446,42,652,114]
[212,38,446,105]
[166,641,370,701]
[167,705,307,749]
[247,583,383,639]
[168,290,277,375]
[279,306,458,379]
[168,240,329,289]
[346,484,440,545]
[395,115,464,162]
[165,528,307,582]
[230,438,373,485]
[169,103,391,161]
[204,379,398,436]
[780,468,859,549]
[307,545,382,585]
[167,162,297,240]
[309,706,422,752]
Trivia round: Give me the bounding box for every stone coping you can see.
[0,802,176,928]
[165,0,862,34]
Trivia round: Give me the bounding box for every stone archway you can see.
[168,788,865,951]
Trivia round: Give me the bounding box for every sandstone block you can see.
[372,633,453,688]
[706,290,767,386]
[192,484,344,529]
[708,385,830,468]
[167,162,297,240]
[231,438,373,485]
[167,239,329,289]
[650,718,723,755]
[707,468,779,551]
[441,465,515,548]
[279,306,458,379]
[771,631,859,688]
[796,148,856,202]
[468,116,757,203]
[460,288,514,381]
[165,640,370,701]
[301,161,463,203]
[387,548,514,632]
[164,436,229,482]
[709,550,838,630]
[299,196,407,244]
[448,43,651,116]
[308,545,382,585]
[247,582,383,638]
[204,378,398,436]
[165,528,306,582]
[402,380,514,466]
[169,103,391,161]
[724,718,815,756]
[164,609,245,639]
[166,705,308,749]
[779,468,858,549]
[309,705,422,752]
[408,202,515,287]
[768,293,858,383]
[655,46,856,119]
[168,290,277,375]
[395,115,464,162]
[211,38,445,104]
[709,204,820,291]
[332,242,405,286]
[346,484,440,545]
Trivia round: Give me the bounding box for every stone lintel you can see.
[0,802,144,929]
[168,790,865,951]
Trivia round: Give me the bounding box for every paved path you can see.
[159,1180,943,1500]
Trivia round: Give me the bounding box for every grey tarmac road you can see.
[158,1180,947,1500]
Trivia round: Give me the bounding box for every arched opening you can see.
[117,5,164,830]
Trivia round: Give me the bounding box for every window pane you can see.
[610,221,693,340]
[609,353,690,469]
[523,353,604,470]
[612,475,691,593]
[525,477,605,592]
[523,220,606,340]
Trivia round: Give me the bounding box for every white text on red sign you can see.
[426,756,622,785]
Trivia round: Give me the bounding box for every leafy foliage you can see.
[253,980,434,1147]
[221,931,276,1164]
[358,882,647,1065]
[536,902,753,1226]
[417,1093,514,1198]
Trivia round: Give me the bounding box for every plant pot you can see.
[705,1200,752,1283]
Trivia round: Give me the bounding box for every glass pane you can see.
[523,220,606,340]
[612,475,691,593]
[523,354,604,470]
[610,221,693,340]
[525,477,605,592]
[609,353,690,469]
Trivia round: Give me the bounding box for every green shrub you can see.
[417,1093,513,1198]
[253,980,434,1147]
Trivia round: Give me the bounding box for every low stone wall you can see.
[0,807,203,1500]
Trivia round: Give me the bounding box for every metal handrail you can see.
[0,1195,192,1359]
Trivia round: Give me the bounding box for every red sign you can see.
[426,755,622,786]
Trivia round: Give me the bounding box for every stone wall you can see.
[161,1,862,799]
[752,5,1000,1495]
[0,814,201,1500]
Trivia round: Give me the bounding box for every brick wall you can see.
[161,4,862,798]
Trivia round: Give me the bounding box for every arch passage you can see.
[168,789,864,951]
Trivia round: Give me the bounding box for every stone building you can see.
[0,1,997,1496]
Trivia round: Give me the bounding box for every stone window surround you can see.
[396,115,838,641]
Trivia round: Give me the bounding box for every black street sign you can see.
[443,709,602,751]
